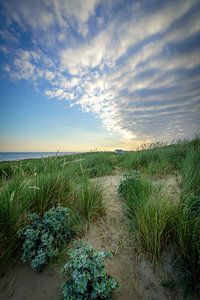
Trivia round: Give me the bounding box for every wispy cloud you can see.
[1,0,200,146]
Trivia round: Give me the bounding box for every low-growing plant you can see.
[18,205,74,271]
[62,241,119,299]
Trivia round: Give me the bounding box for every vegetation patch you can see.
[18,205,74,271]
[118,171,154,218]
[62,241,119,299]
[78,178,104,223]
[176,140,200,295]
[118,172,177,261]
[118,137,200,295]
[82,153,115,178]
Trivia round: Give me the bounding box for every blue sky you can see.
[0,0,200,151]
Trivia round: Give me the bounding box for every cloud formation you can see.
[1,0,200,146]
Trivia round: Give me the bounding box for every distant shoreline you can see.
[0,152,79,162]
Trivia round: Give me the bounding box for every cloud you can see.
[1,0,200,146]
[4,49,39,81]
[0,29,19,43]
[1,0,99,36]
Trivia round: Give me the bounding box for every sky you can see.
[0,0,200,152]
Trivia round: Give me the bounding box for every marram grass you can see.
[118,136,200,295]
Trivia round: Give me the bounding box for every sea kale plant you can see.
[18,205,73,271]
[62,241,119,299]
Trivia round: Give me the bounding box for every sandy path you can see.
[84,175,172,300]
[152,174,181,197]
[0,262,61,300]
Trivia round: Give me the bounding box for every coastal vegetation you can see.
[18,206,74,271]
[62,241,119,299]
[0,136,199,298]
[118,136,200,295]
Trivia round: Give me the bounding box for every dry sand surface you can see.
[152,174,181,196]
[0,263,61,300]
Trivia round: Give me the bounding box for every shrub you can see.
[62,241,119,299]
[18,205,73,271]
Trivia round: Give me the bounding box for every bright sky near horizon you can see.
[0,0,200,152]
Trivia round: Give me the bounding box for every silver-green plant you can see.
[18,205,73,271]
[62,241,119,299]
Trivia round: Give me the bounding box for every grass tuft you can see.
[77,178,104,223]
[119,172,177,261]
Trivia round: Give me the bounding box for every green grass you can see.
[174,208,200,295]
[118,172,178,261]
[118,136,200,295]
[0,152,86,180]
[82,152,115,177]
[118,139,189,175]
[181,140,200,202]
[77,178,104,223]
[118,171,154,217]
[134,193,178,261]
[0,156,104,263]
[176,138,200,294]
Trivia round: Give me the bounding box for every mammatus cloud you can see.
[1,0,200,147]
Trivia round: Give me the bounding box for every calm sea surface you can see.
[0,152,76,162]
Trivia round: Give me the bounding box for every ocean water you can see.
[0,152,75,162]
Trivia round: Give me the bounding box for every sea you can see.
[0,152,76,162]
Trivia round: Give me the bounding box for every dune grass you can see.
[176,138,200,294]
[118,136,200,295]
[117,139,189,176]
[118,172,178,261]
[81,153,115,177]
[0,156,104,263]
[175,209,200,294]
[133,194,178,261]
[77,178,104,223]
